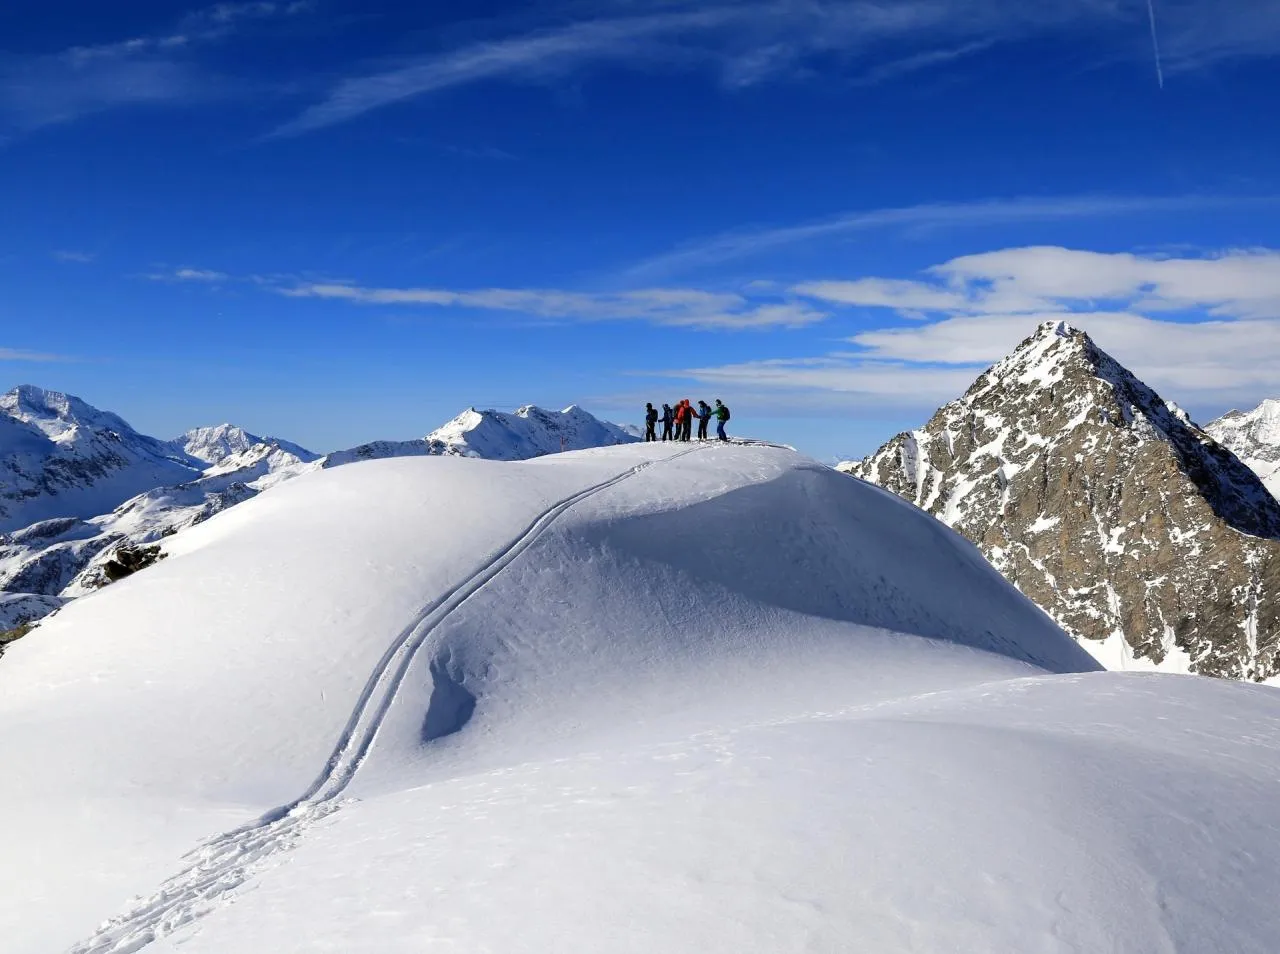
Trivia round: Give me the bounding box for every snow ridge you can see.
[2,396,634,634]
[68,449,697,954]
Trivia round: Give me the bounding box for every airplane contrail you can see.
[1146,0,1165,89]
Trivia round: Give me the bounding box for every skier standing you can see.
[644,403,658,442]
[661,403,675,441]
[674,400,689,442]
[696,400,711,441]
[713,399,731,442]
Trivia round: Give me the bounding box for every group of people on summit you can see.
[643,399,731,443]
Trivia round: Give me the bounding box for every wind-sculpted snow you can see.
[3,445,1279,953]
[845,322,1280,681]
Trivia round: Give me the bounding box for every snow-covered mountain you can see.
[171,423,316,467]
[0,385,202,534]
[1208,399,1280,499]
[3,444,1279,953]
[842,321,1280,681]
[325,404,639,467]
[1,395,639,634]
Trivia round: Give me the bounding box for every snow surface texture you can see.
[1209,398,1280,500]
[4,444,1280,953]
[0,394,635,630]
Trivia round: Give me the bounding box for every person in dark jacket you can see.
[644,403,658,442]
[713,399,730,442]
[696,400,711,440]
[661,403,675,441]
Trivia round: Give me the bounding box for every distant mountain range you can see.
[0,389,636,631]
[1207,399,1280,500]
[843,322,1280,682]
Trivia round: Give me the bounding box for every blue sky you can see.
[2,0,1279,461]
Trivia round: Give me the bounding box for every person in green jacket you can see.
[713,399,730,442]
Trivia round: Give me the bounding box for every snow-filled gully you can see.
[69,447,704,954]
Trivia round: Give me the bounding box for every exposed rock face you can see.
[842,321,1280,681]
[1207,400,1280,500]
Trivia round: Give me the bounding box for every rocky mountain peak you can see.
[846,324,1280,680]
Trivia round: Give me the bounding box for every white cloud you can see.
[795,247,1280,322]
[52,250,96,264]
[933,247,1280,318]
[278,281,826,330]
[623,194,1276,279]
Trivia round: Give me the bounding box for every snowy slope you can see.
[1208,399,1280,499]
[0,386,201,533]
[1,398,632,630]
[4,444,1280,953]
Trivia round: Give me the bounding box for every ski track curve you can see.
[68,448,704,954]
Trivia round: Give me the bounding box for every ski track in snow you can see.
[69,447,707,954]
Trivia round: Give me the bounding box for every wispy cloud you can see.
[270,0,1280,138]
[52,250,96,264]
[0,2,312,132]
[623,193,1280,280]
[1155,0,1280,75]
[263,0,1101,138]
[268,9,739,138]
[146,267,231,282]
[0,347,72,362]
[278,280,826,330]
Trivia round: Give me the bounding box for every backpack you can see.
[720,404,731,422]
